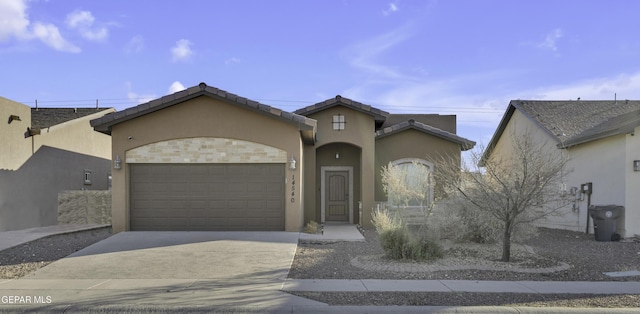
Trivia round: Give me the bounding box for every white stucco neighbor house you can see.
[482,100,640,238]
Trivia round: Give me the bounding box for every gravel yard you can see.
[0,227,112,279]
[2,226,639,308]
[288,227,640,307]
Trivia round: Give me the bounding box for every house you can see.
[0,96,114,231]
[91,83,475,232]
[482,99,640,238]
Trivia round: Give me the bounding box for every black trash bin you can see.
[589,205,623,242]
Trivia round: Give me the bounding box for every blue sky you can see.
[2,0,640,145]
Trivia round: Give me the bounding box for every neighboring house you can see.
[91,83,475,232]
[482,99,640,238]
[0,96,114,231]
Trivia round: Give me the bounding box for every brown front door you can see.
[325,171,349,221]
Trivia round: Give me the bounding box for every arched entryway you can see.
[316,142,361,224]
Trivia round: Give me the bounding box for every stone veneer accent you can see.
[125,137,287,163]
[58,190,111,225]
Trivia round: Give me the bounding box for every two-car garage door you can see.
[129,163,285,231]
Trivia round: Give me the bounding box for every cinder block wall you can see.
[58,190,112,225]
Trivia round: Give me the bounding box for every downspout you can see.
[582,182,593,234]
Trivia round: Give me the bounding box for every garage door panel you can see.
[227,166,248,175]
[130,163,285,231]
[266,199,284,208]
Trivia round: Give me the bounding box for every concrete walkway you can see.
[0,224,110,252]
[283,279,640,294]
[299,223,365,242]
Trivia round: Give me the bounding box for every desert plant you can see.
[372,209,442,261]
[303,220,319,234]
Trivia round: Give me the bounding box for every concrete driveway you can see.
[0,231,324,311]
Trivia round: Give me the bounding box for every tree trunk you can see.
[501,227,511,262]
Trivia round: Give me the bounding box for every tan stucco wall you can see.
[34,109,115,161]
[0,98,112,170]
[624,126,640,237]
[0,97,32,170]
[109,96,304,233]
[302,105,376,228]
[375,129,462,202]
[491,109,636,237]
[566,134,627,235]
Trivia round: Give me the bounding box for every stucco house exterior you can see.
[0,96,114,231]
[482,100,640,238]
[91,83,475,233]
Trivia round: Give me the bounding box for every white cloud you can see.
[343,23,417,80]
[126,82,156,104]
[522,72,640,101]
[168,81,186,94]
[382,2,399,16]
[0,0,30,41]
[65,10,108,42]
[225,57,241,65]
[171,39,193,62]
[0,0,80,52]
[538,28,563,52]
[32,22,81,53]
[124,35,144,54]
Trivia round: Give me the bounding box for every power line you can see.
[18,97,505,114]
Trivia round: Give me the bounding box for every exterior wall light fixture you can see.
[634,160,640,172]
[8,115,21,124]
[289,155,296,170]
[114,155,122,170]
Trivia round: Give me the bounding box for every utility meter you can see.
[605,210,613,218]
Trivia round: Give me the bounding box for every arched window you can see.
[386,158,434,208]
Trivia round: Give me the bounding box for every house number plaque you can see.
[290,175,295,203]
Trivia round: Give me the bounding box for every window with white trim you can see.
[332,114,345,130]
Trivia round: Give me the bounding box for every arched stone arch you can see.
[125,137,287,163]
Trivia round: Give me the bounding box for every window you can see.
[84,170,92,185]
[386,158,434,207]
[332,114,345,130]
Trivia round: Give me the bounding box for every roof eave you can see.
[375,123,476,151]
[558,124,637,149]
[294,96,390,121]
[479,102,517,167]
[91,83,317,141]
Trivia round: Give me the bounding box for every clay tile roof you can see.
[91,82,317,144]
[294,95,389,121]
[375,118,476,151]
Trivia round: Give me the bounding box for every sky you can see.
[2,0,640,147]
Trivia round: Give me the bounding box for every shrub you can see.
[303,220,319,234]
[372,209,443,261]
[438,195,539,244]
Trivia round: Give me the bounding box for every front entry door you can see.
[325,171,349,221]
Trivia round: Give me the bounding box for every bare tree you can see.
[433,129,571,262]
